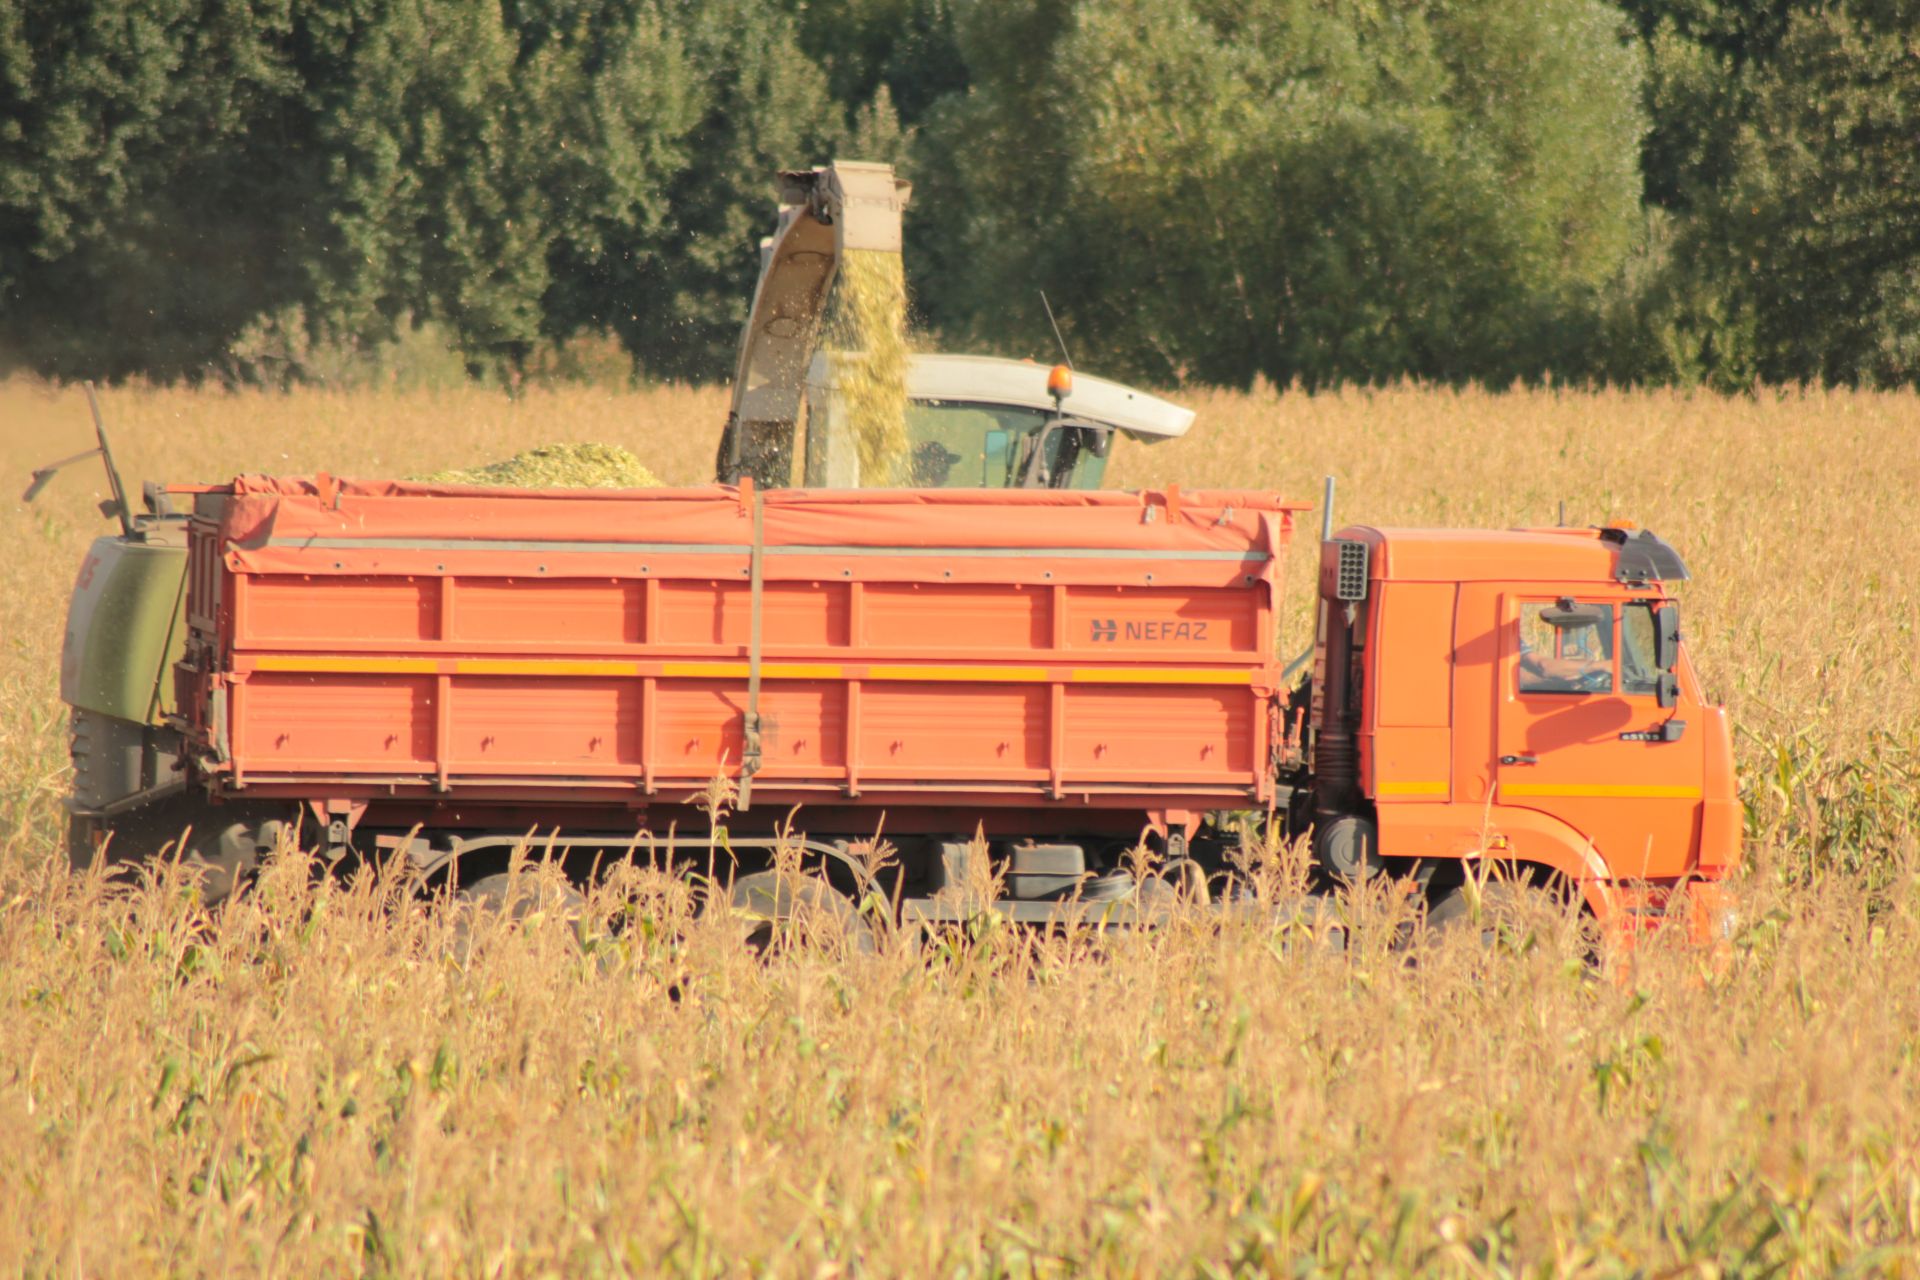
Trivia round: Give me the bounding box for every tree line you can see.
[2,0,1914,389]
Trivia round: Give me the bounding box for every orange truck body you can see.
[177,478,1298,838]
[160,476,1736,933]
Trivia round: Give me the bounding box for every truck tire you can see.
[1314,814,1380,881]
[1130,859,1212,922]
[71,794,278,907]
[68,706,266,905]
[70,707,282,907]
[1425,879,1591,950]
[458,871,587,919]
[728,871,874,955]
[68,708,181,867]
[446,871,589,964]
[1217,892,1349,952]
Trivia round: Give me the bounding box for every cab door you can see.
[1493,593,1703,880]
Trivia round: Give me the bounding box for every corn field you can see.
[1,378,1916,1274]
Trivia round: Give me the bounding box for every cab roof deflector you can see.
[1601,527,1690,583]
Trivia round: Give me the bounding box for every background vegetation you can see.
[3,0,1916,389]
[2,380,1918,1271]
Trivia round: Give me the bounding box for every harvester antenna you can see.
[84,383,135,537]
[1040,291,1074,371]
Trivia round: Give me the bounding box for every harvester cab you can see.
[717,159,1194,490]
[800,352,1193,489]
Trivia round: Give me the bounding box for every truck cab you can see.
[1308,524,1741,926]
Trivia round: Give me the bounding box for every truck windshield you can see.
[903,402,1111,490]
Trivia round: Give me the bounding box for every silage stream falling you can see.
[828,250,911,485]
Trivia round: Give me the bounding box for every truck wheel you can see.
[1425,879,1589,950]
[1131,858,1211,922]
[458,872,586,920]
[728,871,874,955]
[447,871,589,963]
[72,794,276,907]
[1219,891,1349,952]
[1314,814,1380,881]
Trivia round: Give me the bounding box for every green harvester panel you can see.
[61,536,188,725]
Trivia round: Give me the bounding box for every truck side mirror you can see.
[1657,671,1679,709]
[983,429,1010,484]
[1653,602,1680,672]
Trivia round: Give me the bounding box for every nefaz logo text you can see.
[1089,618,1209,643]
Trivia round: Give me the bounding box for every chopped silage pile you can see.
[418,442,662,489]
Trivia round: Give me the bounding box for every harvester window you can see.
[1518,601,1614,695]
[902,403,1112,490]
[905,403,1027,486]
[1621,603,1662,696]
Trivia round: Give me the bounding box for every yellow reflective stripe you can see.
[867,666,1251,684]
[657,661,734,678]
[256,656,652,676]
[256,657,851,679]
[656,661,737,678]
[252,655,439,674]
[866,664,1051,683]
[661,661,846,680]
[1376,780,1448,796]
[1503,782,1702,799]
[1071,667,1250,685]
[460,658,639,676]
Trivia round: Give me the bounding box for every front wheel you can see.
[1425,877,1593,951]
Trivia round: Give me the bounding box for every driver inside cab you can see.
[1518,605,1613,693]
[910,440,962,487]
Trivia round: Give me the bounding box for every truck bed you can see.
[177,478,1300,819]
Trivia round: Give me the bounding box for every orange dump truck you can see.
[64,476,1737,936]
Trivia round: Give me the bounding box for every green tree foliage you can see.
[0,0,307,378]
[300,0,702,374]
[4,0,1914,387]
[912,0,1649,387]
[1740,8,1920,384]
[1628,0,1920,386]
[782,0,964,127]
[309,0,548,365]
[614,0,876,381]
[0,0,879,382]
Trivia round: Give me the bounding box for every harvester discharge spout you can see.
[718,159,912,487]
